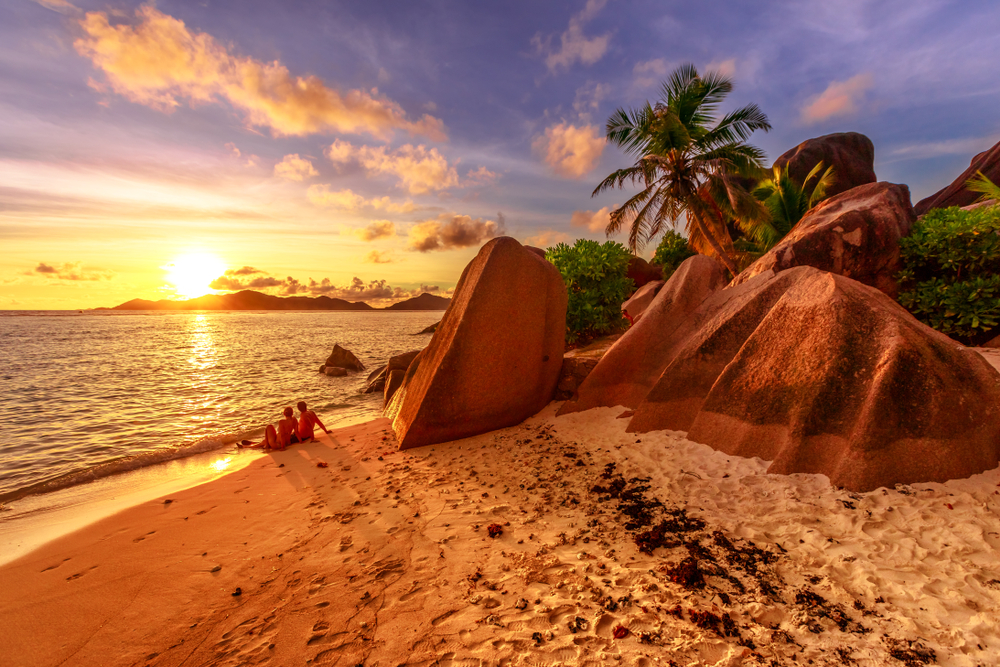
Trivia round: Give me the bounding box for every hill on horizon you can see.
[101,290,450,311]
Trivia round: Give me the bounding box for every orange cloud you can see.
[75,6,446,140]
[355,220,396,241]
[365,250,394,264]
[306,186,415,213]
[327,141,459,194]
[800,73,873,124]
[533,123,605,178]
[408,213,503,252]
[570,206,612,232]
[33,261,114,281]
[273,154,317,181]
[524,230,570,248]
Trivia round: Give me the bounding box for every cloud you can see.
[75,6,447,140]
[464,166,499,187]
[533,123,605,178]
[209,274,284,290]
[355,220,396,241]
[365,250,394,264]
[887,135,1000,161]
[633,58,670,88]
[273,154,318,181]
[800,73,874,124]
[573,81,611,118]
[305,276,395,300]
[570,206,612,232]
[325,141,459,194]
[33,261,114,281]
[524,230,570,248]
[533,0,610,72]
[227,265,263,276]
[32,0,80,14]
[306,185,415,213]
[408,213,504,252]
[208,267,422,302]
[706,58,737,78]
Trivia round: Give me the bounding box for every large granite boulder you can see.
[621,280,665,325]
[730,182,915,298]
[627,256,663,290]
[627,266,1000,491]
[915,140,1000,215]
[385,237,568,449]
[555,334,622,401]
[773,132,877,198]
[363,350,422,394]
[324,344,365,372]
[558,254,727,415]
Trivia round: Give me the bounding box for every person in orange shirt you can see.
[297,401,329,442]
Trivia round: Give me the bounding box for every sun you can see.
[164,252,227,299]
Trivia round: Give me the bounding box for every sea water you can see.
[0,309,440,503]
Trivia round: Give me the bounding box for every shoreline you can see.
[4,404,1000,665]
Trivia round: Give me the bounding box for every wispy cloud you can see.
[355,220,396,241]
[570,206,611,232]
[273,154,318,181]
[32,261,114,281]
[523,230,570,248]
[408,212,504,252]
[533,123,605,178]
[533,0,610,73]
[887,135,1000,161]
[365,250,394,264]
[324,141,459,194]
[75,6,446,140]
[306,186,415,213]
[800,73,873,124]
[632,58,670,89]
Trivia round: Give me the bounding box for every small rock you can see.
[231,587,242,596]
[210,565,222,573]
[514,598,528,610]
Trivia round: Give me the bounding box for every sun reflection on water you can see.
[211,457,232,472]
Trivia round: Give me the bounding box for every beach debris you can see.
[210,565,221,573]
[487,523,503,538]
[612,625,630,639]
[884,638,936,666]
[514,598,528,610]
[231,587,242,596]
[531,631,544,645]
[567,617,589,633]
[316,461,328,468]
[163,498,173,504]
[663,557,706,589]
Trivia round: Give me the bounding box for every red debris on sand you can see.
[487,523,503,538]
[612,625,630,639]
[946,503,954,509]
[316,461,328,468]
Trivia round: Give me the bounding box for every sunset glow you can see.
[164,253,226,299]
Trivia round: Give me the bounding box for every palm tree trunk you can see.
[690,209,739,278]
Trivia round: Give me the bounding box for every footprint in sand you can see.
[65,565,97,581]
[41,557,71,573]
[132,530,156,543]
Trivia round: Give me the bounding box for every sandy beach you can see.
[4,367,1000,667]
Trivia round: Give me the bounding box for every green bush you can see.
[652,230,696,280]
[546,239,635,344]
[897,205,1000,340]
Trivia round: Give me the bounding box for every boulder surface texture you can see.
[730,182,915,298]
[559,254,726,415]
[626,256,663,290]
[621,280,665,325]
[385,237,568,449]
[772,132,877,198]
[626,266,1000,492]
[363,350,422,394]
[325,344,365,372]
[915,139,1000,215]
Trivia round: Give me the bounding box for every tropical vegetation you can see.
[593,63,771,277]
[896,202,1000,342]
[651,230,695,280]
[545,239,634,345]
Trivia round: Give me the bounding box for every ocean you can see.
[0,309,441,504]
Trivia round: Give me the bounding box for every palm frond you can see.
[966,171,1000,203]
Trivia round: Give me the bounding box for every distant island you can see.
[100,290,451,311]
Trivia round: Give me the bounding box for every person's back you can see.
[297,401,328,442]
[277,407,298,449]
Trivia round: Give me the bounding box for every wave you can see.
[0,428,260,505]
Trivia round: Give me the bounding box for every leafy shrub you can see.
[897,205,1000,341]
[652,230,695,280]
[546,239,635,344]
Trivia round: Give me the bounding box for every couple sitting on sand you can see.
[240,401,329,451]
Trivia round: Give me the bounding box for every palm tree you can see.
[967,171,1000,203]
[593,63,771,277]
[739,161,836,253]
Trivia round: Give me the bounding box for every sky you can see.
[3,0,1000,309]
